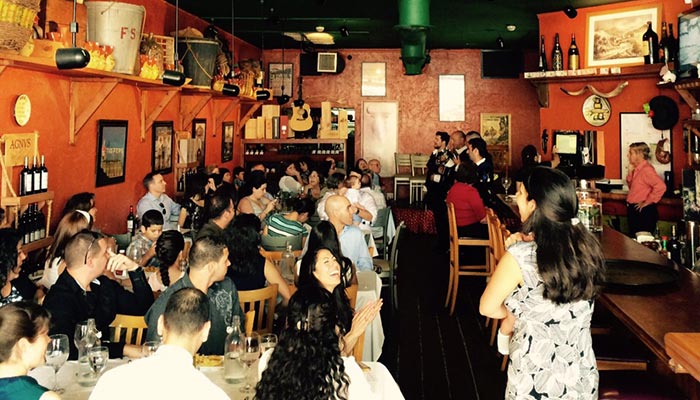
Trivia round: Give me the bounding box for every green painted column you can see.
[396,0,431,75]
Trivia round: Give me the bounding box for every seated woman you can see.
[256,287,375,400]
[278,161,304,195]
[237,171,277,222]
[178,172,207,233]
[305,221,356,287]
[148,231,186,293]
[265,198,313,239]
[0,229,28,306]
[297,156,313,185]
[0,302,60,400]
[297,244,381,357]
[61,192,97,224]
[39,211,93,290]
[446,164,488,239]
[302,170,326,202]
[229,214,292,306]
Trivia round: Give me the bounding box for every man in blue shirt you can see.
[325,195,373,271]
[137,172,182,231]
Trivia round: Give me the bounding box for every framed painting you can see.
[96,120,128,187]
[585,4,662,67]
[480,113,511,164]
[268,62,293,98]
[221,121,234,162]
[192,119,206,169]
[152,121,173,175]
[362,101,398,175]
[438,74,465,122]
[361,62,386,96]
[619,112,670,187]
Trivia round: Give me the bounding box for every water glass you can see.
[260,334,278,353]
[142,340,160,357]
[45,334,69,393]
[239,333,260,393]
[87,346,109,377]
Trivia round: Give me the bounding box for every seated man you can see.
[44,231,154,360]
[137,172,182,231]
[325,195,373,271]
[125,209,163,268]
[265,198,313,238]
[145,236,244,355]
[90,287,230,400]
[368,159,383,190]
[195,189,236,243]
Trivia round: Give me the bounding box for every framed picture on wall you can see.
[438,75,465,122]
[96,120,128,187]
[222,121,234,162]
[152,121,173,175]
[362,101,398,174]
[585,4,662,67]
[192,119,206,169]
[361,62,386,96]
[268,63,293,98]
[619,112,670,187]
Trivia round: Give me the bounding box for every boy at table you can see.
[90,287,230,400]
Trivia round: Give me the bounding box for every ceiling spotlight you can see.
[505,24,516,32]
[315,26,325,32]
[563,5,578,19]
[339,26,350,37]
[496,36,504,49]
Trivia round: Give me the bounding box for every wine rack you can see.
[242,139,347,169]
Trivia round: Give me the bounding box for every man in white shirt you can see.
[90,287,230,400]
[137,172,182,231]
[326,195,373,271]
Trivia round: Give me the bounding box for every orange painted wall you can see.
[538,0,692,185]
[262,48,541,171]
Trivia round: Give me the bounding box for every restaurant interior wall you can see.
[0,0,261,235]
[262,48,541,173]
[538,0,691,186]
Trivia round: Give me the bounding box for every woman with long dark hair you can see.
[237,171,277,222]
[255,287,374,400]
[0,229,27,306]
[39,211,92,290]
[148,230,185,292]
[480,167,606,399]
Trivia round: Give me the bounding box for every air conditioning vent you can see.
[317,52,338,73]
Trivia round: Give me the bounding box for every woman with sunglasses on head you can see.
[0,229,28,307]
[0,302,60,400]
[480,167,606,399]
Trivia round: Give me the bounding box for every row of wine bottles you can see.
[538,33,579,72]
[642,21,678,65]
[19,155,48,196]
[19,204,47,245]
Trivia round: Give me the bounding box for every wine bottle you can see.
[668,225,682,266]
[20,156,32,196]
[177,173,185,192]
[568,33,579,70]
[552,33,564,71]
[37,206,46,239]
[21,209,30,244]
[668,23,677,64]
[127,205,136,235]
[659,22,668,63]
[28,205,36,243]
[32,155,41,194]
[40,155,48,192]
[642,21,659,64]
[538,35,548,71]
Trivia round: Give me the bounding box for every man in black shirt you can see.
[425,131,455,253]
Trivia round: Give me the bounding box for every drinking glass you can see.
[142,340,160,357]
[73,322,88,351]
[87,346,109,378]
[502,177,512,199]
[260,333,278,353]
[239,333,260,393]
[45,334,69,393]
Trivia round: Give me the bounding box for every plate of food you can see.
[194,354,223,369]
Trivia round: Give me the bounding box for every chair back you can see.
[261,234,303,251]
[486,208,506,272]
[110,314,147,345]
[238,284,278,334]
[345,284,359,309]
[410,154,430,176]
[112,233,131,252]
[394,153,412,175]
[389,221,406,270]
[244,310,255,336]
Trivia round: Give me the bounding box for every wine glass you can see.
[239,333,260,393]
[45,334,69,393]
[502,177,512,199]
[142,340,160,357]
[260,333,277,353]
[74,322,88,351]
[87,346,109,378]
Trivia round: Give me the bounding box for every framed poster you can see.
[192,119,206,169]
[222,121,234,162]
[96,120,128,187]
[619,112,670,186]
[362,101,398,175]
[438,75,465,122]
[585,4,662,67]
[152,121,173,175]
[268,62,293,98]
[361,62,386,96]
[480,113,510,147]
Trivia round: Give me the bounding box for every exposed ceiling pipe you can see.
[395,0,431,75]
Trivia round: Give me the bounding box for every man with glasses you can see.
[137,172,182,231]
[43,230,154,360]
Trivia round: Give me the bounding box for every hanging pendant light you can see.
[162,0,186,86]
[55,0,90,69]
[222,0,240,96]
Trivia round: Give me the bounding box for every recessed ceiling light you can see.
[506,24,516,32]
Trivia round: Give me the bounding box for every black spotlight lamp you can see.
[222,83,240,96]
[220,0,240,95]
[339,26,350,37]
[496,36,505,49]
[256,90,271,101]
[55,0,89,70]
[162,0,186,86]
[563,5,578,19]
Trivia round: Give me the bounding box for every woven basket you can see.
[0,0,41,52]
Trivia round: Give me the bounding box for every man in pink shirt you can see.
[626,142,666,236]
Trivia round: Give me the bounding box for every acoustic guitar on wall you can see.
[289,76,313,133]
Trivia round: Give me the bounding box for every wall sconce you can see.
[563,5,578,19]
[55,0,89,69]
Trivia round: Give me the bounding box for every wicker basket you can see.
[0,0,40,52]
[141,33,175,70]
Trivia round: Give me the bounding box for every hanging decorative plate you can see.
[582,94,611,127]
[13,94,31,127]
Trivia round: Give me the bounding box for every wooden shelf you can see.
[243,139,346,144]
[1,191,55,207]
[23,236,53,253]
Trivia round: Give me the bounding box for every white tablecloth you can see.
[356,270,385,362]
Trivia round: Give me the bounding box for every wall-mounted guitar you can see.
[289,76,313,133]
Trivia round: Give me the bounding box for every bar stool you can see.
[409,153,429,205]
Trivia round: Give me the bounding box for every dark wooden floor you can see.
[377,232,507,400]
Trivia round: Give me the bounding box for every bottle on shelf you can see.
[177,173,185,192]
[538,35,548,71]
[567,33,579,70]
[224,315,245,384]
[667,23,677,64]
[551,33,564,71]
[37,205,46,239]
[127,206,136,235]
[28,205,37,243]
[659,22,668,63]
[39,155,48,192]
[642,21,659,64]
[32,155,41,194]
[693,102,700,121]
[20,156,32,196]
[20,208,30,244]
[576,180,603,232]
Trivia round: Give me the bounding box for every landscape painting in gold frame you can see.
[585,4,661,68]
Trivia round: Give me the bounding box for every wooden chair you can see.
[345,283,358,309]
[260,248,303,284]
[244,310,255,336]
[445,202,490,316]
[343,283,365,361]
[374,221,405,310]
[238,284,278,334]
[409,154,430,205]
[394,153,412,201]
[261,234,303,251]
[371,207,392,259]
[110,314,147,345]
